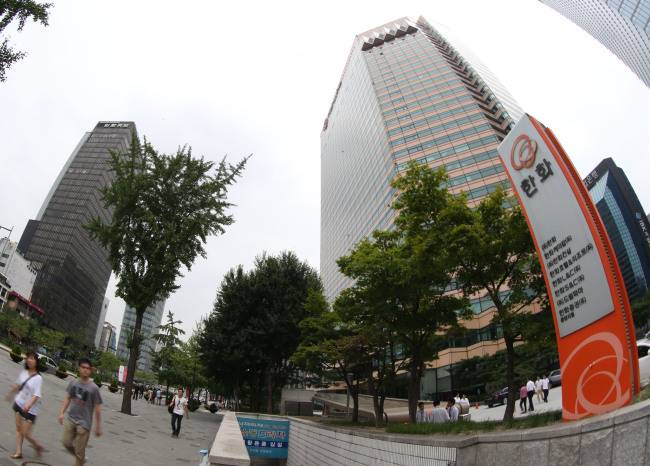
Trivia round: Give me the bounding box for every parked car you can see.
[548,369,561,387]
[36,353,59,373]
[637,339,650,382]
[485,386,520,407]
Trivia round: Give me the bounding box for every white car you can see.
[637,340,650,384]
[36,353,59,373]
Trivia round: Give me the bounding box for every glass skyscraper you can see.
[539,0,650,87]
[116,300,165,372]
[321,17,525,397]
[584,158,650,303]
[19,122,136,343]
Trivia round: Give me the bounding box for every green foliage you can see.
[198,251,322,413]
[12,344,22,355]
[446,185,549,422]
[37,357,47,372]
[187,399,200,412]
[97,351,121,379]
[85,131,247,414]
[335,163,472,423]
[386,420,498,435]
[208,403,218,413]
[632,290,650,330]
[57,362,67,373]
[0,0,53,81]
[34,327,64,353]
[451,340,559,395]
[93,374,103,388]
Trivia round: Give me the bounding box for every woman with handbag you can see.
[5,351,44,459]
[169,388,189,438]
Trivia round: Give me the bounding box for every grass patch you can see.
[632,384,650,404]
[323,410,563,436]
[321,419,376,428]
[387,420,498,435]
[504,410,562,429]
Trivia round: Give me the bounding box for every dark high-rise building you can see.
[116,301,166,372]
[584,158,650,303]
[20,122,136,343]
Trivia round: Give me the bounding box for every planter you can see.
[108,386,119,393]
[9,352,23,363]
[55,370,69,379]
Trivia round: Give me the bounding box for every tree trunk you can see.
[407,354,423,424]
[120,309,145,415]
[266,364,273,414]
[503,337,517,422]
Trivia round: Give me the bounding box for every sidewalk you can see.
[0,351,222,465]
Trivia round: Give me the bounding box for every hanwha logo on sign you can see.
[511,134,538,170]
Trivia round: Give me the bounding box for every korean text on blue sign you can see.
[238,417,290,459]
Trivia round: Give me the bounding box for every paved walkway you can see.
[0,351,222,466]
[315,386,563,423]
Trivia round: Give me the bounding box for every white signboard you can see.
[118,365,127,383]
[498,115,615,337]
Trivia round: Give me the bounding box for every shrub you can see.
[93,375,103,388]
[108,379,120,393]
[208,403,219,413]
[188,399,200,412]
[55,370,69,379]
[9,345,23,363]
[37,358,48,372]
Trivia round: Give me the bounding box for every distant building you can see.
[19,122,136,343]
[99,322,118,354]
[0,274,10,308]
[6,292,45,321]
[584,158,650,302]
[116,300,165,372]
[539,0,650,87]
[0,237,37,299]
[93,297,110,349]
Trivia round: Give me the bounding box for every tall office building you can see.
[19,122,136,343]
[584,158,650,303]
[321,17,524,397]
[116,300,165,372]
[539,0,650,87]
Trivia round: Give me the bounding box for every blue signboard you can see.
[237,417,290,459]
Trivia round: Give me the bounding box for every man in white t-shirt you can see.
[526,378,536,411]
[170,389,189,438]
[541,375,550,403]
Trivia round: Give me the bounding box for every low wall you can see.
[287,397,650,465]
[209,411,250,466]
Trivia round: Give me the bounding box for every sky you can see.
[1,0,649,341]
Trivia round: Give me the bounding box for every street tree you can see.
[293,291,369,422]
[0,0,53,81]
[446,186,548,422]
[151,311,186,401]
[86,133,247,414]
[337,163,471,423]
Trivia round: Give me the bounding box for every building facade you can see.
[584,158,650,303]
[116,300,165,372]
[99,321,118,354]
[321,17,526,398]
[19,122,136,343]
[539,0,650,87]
[0,237,37,299]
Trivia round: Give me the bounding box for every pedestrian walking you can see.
[6,351,44,459]
[58,358,102,466]
[156,388,162,405]
[170,389,189,438]
[519,383,528,413]
[535,376,542,403]
[526,377,535,411]
[542,374,550,402]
